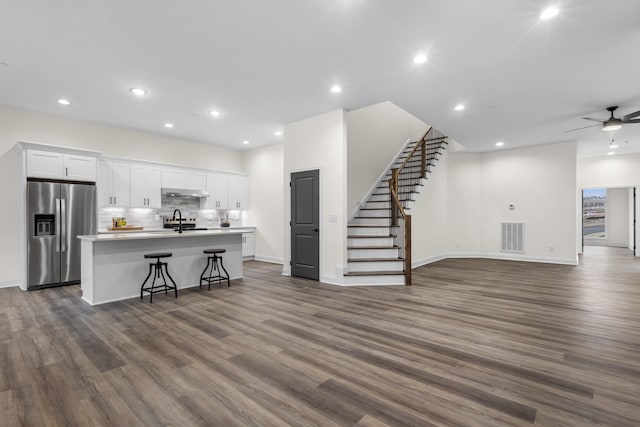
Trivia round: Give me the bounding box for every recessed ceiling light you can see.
[130,87,146,96]
[413,54,427,64]
[540,7,559,20]
[495,141,505,147]
[454,104,465,111]
[57,98,71,106]
[164,123,174,129]
[210,110,221,118]
[274,131,283,136]
[242,140,250,145]
[330,85,342,94]
[607,151,615,155]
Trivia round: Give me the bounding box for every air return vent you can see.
[501,222,524,253]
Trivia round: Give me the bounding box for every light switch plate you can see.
[328,214,338,222]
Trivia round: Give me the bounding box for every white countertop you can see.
[98,226,256,234]
[80,227,256,242]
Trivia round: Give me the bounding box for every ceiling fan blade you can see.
[582,117,605,123]
[622,110,640,122]
[563,123,601,133]
[623,118,640,124]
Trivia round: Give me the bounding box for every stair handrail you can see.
[397,127,432,178]
[388,170,412,285]
[390,126,447,285]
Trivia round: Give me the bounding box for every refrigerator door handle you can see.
[55,198,61,253]
[60,199,67,252]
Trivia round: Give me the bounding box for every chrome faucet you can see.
[172,209,183,234]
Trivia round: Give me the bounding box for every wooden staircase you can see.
[344,127,447,285]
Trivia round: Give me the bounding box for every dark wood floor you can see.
[1,246,639,426]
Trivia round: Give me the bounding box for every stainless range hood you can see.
[161,188,209,198]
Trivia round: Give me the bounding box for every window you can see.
[583,188,606,238]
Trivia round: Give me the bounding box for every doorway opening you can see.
[581,187,636,257]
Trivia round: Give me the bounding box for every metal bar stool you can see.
[200,249,230,289]
[140,253,178,303]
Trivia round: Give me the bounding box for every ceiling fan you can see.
[564,106,640,133]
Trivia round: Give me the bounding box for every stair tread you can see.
[347,235,397,238]
[349,257,403,262]
[359,208,391,211]
[347,245,400,249]
[344,271,405,277]
[347,224,397,228]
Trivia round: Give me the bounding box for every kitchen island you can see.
[78,228,254,305]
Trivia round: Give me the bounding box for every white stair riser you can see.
[357,209,391,218]
[348,237,395,247]
[348,248,400,258]
[347,226,390,236]
[350,217,390,226]
[363,201,391,209]
[342,275,406,285]
[348,260,404,272]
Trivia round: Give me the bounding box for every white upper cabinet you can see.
[97,161,130,208]
[130,164,161,208]
[161,168,206,191]
[228,175,249,210]
[63,154,97,181]
[202,173,228,209]
[27,149,96,181]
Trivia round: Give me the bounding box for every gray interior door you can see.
[291,170,319,280]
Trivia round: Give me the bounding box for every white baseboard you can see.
[412,254,447,268]
[281,265,291,276]
[0,280,18,289]
[253,255,284,265]
[445,252,578,266]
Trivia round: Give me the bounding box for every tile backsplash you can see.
[98,195,243,230]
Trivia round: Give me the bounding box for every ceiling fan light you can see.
[602,120,622,132]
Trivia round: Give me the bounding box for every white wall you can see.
[446,152,484,253]
[0,106,244,287]
[346,102,428,217]
[447,141,578,264]
[578,153,640,188]
[243,143,284,263]
[283,109,347,283]
[409,152,449,266]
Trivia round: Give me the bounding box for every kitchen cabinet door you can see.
[242,232,255,258]
[184,171,206,191]
[228,175,249,210]
[129,165,148,207]
[130,165,161,208]
[26,150,64,179]
[203,173,228,209]
[146,166,162,208]
[97,161,130,207]
[110,162,130,207]
[161,169,183,188]
[63,154,96,181]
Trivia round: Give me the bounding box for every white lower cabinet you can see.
[242,232,255,258]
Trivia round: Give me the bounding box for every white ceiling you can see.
[1,0,639,156]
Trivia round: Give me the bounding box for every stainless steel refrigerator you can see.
[27,180,96,289]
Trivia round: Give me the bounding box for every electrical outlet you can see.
[549,245,555,252]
